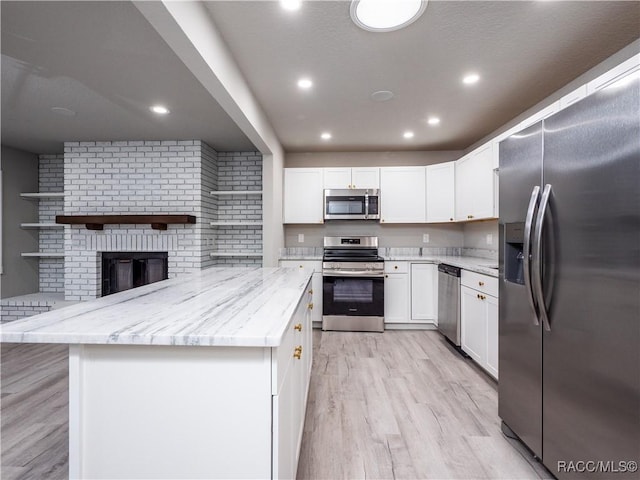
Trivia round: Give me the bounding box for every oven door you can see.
[322,273,384,317]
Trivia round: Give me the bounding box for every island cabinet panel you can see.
[69,281,313,480]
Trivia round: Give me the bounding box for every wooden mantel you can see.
[55,214,196,231]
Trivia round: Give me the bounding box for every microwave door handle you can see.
[364,193,369,217]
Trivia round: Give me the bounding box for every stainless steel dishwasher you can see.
[437,264,461,346]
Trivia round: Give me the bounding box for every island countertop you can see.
[0,267,312,347]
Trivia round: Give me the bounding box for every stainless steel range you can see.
[322,236,384,332]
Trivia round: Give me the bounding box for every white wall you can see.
[1,146,39,298]
[462,220,498,251]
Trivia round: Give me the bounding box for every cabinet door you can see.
[384,273,409,323]
[283,169,324,224]
[460,286,487,365]
[279,261,323,324]
[485,294,499,380]
[410,263,438,323]
[380,167,426,223]
[426,162,455,223]
[273,361,295,480]
[351,167,380,189]
[455,145,495,221]
[323,168,352,189]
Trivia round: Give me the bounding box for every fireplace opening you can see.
[102,252,168,297]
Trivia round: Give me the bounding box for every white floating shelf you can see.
[20,223,64,229]
[210,190,263,196]
[210,221,263,226]
[210,252,263,257]
[20,192,64,199]
[21,252,65,258]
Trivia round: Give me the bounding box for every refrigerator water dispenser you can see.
[504,222,525,285]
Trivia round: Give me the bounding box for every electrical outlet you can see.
[298,233,305,243]
[486,234,493,245]
[423,233,430,243]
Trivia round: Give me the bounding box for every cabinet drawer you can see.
[279,260,322,272]
[384,261,408,274]
[461,270,498,297]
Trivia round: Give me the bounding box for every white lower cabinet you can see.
[279,260,322,324]
[273,288,313,479]
[384,261,409,323]
[410,263,438,323]
[460,270,499,379]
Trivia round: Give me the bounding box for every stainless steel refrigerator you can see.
[498,73,639,479]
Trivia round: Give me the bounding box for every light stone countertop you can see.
[277,253,499,277]
[382,255,499,277]
[0,267,312,347]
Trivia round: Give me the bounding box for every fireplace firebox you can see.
[102,252,168,297]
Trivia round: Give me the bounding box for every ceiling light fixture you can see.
[280,0,302,11]
[403,131,415,139]
[463,73,480,85]
[370,90,395,102]
[321,132,332,140]
[427,116,440,125]
[350,0,427,33]
[150,105,170,115]
[297,78,313,89]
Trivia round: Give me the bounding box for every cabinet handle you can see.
[308,302,314,310]
[352,184,356,189]
[385,274,389,278]
[450,217,454,221]
[479,281,485,286]
[294,323,302,332]
[467,215,474,219]
[299,265,303,268]
[293,346,302,359]
[477,294,486,300]
[394,265,398,270]
[308,289,313,295]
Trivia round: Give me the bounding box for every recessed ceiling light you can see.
[371,90,395,102]
[280,0,302,11]
[463,73,480,85]
[403,131,415,139]
[351,0,427,32]
[51,107,77,117]
[321,132,332,140]
[297,78,313,89]
[427,116,440,125]
[150,105,170,114]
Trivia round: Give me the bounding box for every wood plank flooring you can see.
[296,330,552,480]
[1,331,551,479]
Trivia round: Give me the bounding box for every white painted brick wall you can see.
[62,141,263,300]
[212,152,263,267]
[63,140,205,300]
[39,154,65,293]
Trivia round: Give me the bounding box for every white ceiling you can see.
[1,1,639,155]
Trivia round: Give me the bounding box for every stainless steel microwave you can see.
[324,189,380,220]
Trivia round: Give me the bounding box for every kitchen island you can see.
[1,267,314,479]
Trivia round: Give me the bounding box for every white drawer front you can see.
[384,261,408,274]
[461,270,498,297]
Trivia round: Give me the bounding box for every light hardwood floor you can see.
[1,331,550,479]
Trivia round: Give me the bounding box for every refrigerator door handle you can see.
[523,185,541,325]
[532,184,552,331]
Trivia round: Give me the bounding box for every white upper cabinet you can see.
[426,161,455,223]
[283,168,324,224]
[587,53,640,93]
[323,167,380,189]
[455,143,496,221]
[379,166,426,223]
[559,85,588,109]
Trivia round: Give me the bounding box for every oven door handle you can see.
[323,270,384,278]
